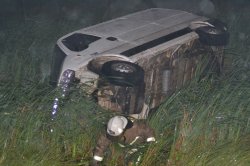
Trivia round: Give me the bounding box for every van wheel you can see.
[101,60,144,87]
[195,20,229,46]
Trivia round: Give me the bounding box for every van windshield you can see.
[62,33,101,52]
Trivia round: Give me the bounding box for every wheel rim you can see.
[111,63,135,73]
[206,27,221,34]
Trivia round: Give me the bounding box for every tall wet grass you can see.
[0,81,111,165]
[147,74,250,165]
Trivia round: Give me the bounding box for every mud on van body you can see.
[50,8,229,118]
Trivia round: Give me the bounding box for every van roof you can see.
[58,8,207,56]
[82,8,206,40]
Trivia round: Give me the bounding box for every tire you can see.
[195,19,230,46]
[101,60,144,87]
[87,54,132,75]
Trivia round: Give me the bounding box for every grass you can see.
[148,76,250,165]
[0,82,109,166]
[1,1,250,165]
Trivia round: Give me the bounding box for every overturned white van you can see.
[50,8,229,118]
